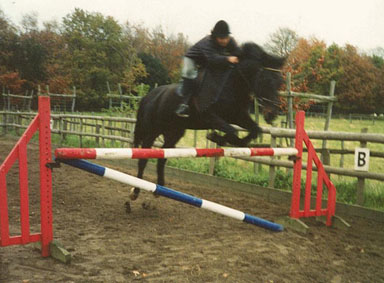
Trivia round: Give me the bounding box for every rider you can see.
[175,20,241,117]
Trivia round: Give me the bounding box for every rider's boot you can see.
[175,78,195,118]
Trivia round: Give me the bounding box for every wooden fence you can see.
[1,90,33,111]
[1,110,384,206]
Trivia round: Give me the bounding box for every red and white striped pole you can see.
[55,147,299,160]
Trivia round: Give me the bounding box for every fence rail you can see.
[1,110,384,206]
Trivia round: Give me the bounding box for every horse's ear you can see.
[262,53,286,69]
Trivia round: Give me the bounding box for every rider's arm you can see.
[186,36,237,68]
[204,37,240,67]
[227,56,239,64]
[198,36,234,67]
[199,45,230,67]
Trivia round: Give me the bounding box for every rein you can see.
[263,67,282,73]
[237,67,282,108]
[237,66,282,92]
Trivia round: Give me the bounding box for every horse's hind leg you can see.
[157,129,185,186]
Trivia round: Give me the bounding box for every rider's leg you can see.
[175,57,198,118]
[175,78,195,117]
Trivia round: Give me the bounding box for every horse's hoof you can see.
[153,192,160,198]
[206,131,218,141]
[142,201,156,210]
[206,131,226,146]
[129,187,140,201]
[125,201,131,213]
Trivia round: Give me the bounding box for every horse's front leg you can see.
[156,130,185,186]
[157,158,167,186]
[235,114,262,146]
[129,136,157,203]
[203,112,245,147]
[129,158,148,201]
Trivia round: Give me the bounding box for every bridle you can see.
[263,67,282,73]
[237,66,282,108]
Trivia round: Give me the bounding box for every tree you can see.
[283,38,332,92]
[20,12,39,33]
[264,27,298,57]
[370,54,384,69]
[286,39,381,113]
[0,72,26,93]
[13,33,48,83]
[369,47,384,58]
[40,20,72,93]
[123,22,189,82]
[0,10,18,75]
[0,11,50,92]
[62,9,146,109]
[336,45,380,113]
[137,52,170,89]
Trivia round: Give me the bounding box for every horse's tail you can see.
[133,101,145,148]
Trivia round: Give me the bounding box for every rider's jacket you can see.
[185,35,241,69]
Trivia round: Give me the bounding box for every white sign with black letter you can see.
[354,148,370,171]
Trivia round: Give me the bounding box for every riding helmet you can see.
[211,20,231,38]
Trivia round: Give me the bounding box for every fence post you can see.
[79,118,83,148]
[110,120,115,147]
[118,83,123,108]
[339,140,345,168]
[2,111,7,135]
[96,124,101,147]
[107,81,112,109]
[286,72,295,148]
[130,121,134,147]
[286,73,293,128]
[253,97,262,173]
[268,135,277,188]
[38,96,53,256]
[322,148,331,179]
[102,119,106,147]
[356,128,368,205]
[321,81,336,162]
[59,116,63,146]
[15,113,20,136]
[6,90,10,111]
[209,139,217,176]
[63,119,68,143]
[71,86,76,112]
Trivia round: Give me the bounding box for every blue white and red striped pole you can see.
[58,158,284,232]
[55,147,298,160]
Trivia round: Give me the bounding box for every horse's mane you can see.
[241,42,286,69]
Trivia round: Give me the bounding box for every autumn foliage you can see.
[0,8,383,113]
[0,9,188,110]
[281,38,384,113]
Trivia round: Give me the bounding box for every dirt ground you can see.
[0,137,384,283]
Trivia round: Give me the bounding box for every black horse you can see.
[130,42,285,200]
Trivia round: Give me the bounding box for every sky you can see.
[1,0,384,51]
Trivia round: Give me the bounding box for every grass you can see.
[174,114,384,211]
[3,112,384,211]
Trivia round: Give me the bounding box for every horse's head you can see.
[239,42,286,124]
